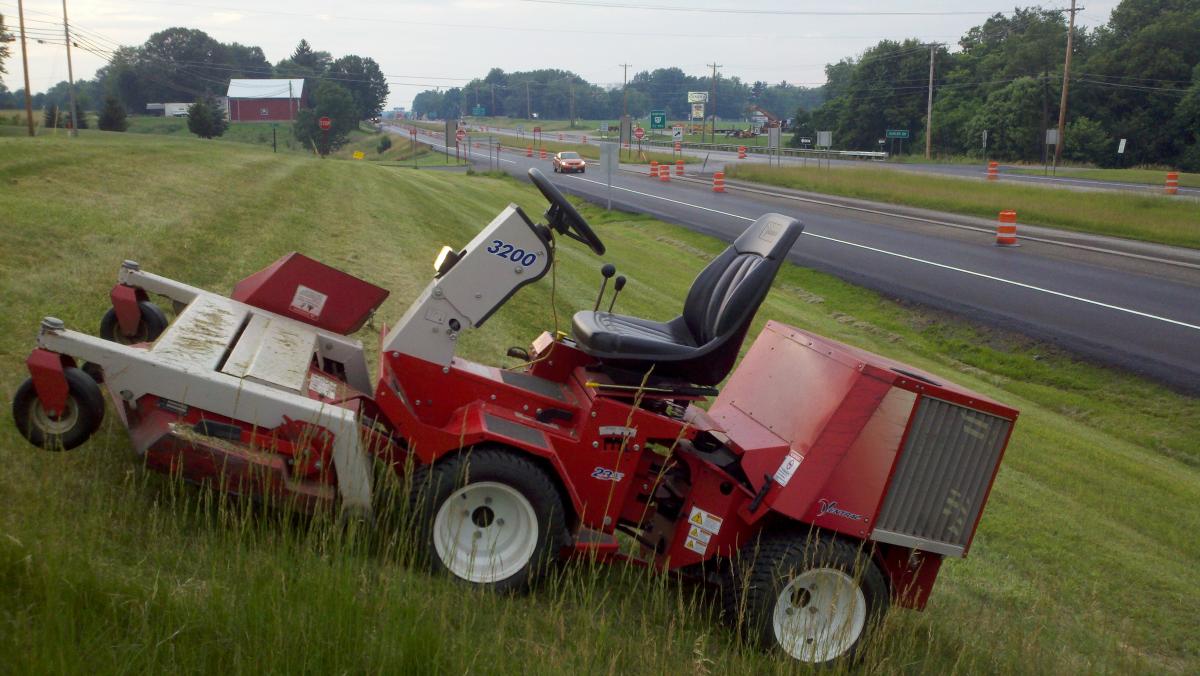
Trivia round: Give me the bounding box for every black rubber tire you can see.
[408,447,568,593]
[12,367,104,451]
[722,532,889,667]
[99,300,168,344]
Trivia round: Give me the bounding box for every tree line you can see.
[0,28,389,124]
[801,0,1200,168]
[411,67,823,126]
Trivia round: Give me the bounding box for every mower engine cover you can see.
[232,252,389,335]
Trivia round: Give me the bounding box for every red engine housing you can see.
[232,252,389,334]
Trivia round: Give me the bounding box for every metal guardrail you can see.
[638,138,888,161]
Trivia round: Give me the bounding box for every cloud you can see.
[209,11,245,25]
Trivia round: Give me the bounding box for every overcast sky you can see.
[4,0,1118,109]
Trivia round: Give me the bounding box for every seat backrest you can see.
[682,213,803,346]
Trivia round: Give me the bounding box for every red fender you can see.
[26,349,71,416]
[110,284,145,337]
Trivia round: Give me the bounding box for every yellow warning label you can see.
[684,536,707,554]
[687,506,723,534]
[688,526,712,545]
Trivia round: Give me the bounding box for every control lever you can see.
[593,263,616,312]
[607,276,626,313]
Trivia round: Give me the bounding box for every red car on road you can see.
[552,151,586,173]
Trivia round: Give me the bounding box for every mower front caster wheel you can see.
[12,367,105,451]
[99,300,168,345]
[411,448,568,593]
[725,533,889,666]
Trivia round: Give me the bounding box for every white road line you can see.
[562,174,1200,332]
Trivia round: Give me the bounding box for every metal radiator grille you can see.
[872,397,1011,557]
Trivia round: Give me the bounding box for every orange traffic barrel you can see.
[649,160,659,177]
[539,149,547,160]
[996,210,1019,247]
[526,146,533,157]
[674,141,682,152]
[558,133,564,141]
[738,146,747,159]
[659,164,671,182]
[675,160,684,176]
[583,135,588,143]
[712,171,725,193]
[987,161,999,181]
[1166,172,1179,195]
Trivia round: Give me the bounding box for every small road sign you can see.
[599,121,610,133]
[471,105,486,116]
[885,129,909,139]
[687,91,709,103]
[533,126,542,134]
[650,111,666,129]
[634,127,645,140]
[1118,138,1127,154]
[319,117,331,131]
[672,126,683,141]
[456,129,466,142]
[817,130,833,147]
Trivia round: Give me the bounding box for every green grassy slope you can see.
[726,163,1200,249]
[0,132,1197,674]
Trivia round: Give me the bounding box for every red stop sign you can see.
[456,129,466,142]
[319,116,331,131]
[634,127,645,140]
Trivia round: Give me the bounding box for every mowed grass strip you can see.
[1009,165,1200,189]
[726,163,1200,249]
[1,133,1198,674]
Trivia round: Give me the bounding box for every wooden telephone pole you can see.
[1053,0,1080,168]
[62,0,78,136]
[17,0,35,136]
[619,63,631,118]
[707,62,721,141]
[925,43,936,159]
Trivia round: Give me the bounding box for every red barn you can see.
[226,79,305,122]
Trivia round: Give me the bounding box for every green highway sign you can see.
[471,105,486,116]
[885,129,910,139]
[650,110,667,129]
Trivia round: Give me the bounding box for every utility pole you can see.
[17,0,35,137]
[1053,0,1080,168]
[526,81,531,119]
[569,82,575,129]
[619,63,631,118]
[707,62,721,142]
[61,0,78,136]
[925,43,936,159]
[490,83,495,115]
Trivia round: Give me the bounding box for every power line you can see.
[516,0,1059,16]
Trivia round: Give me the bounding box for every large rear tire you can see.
[12,367,104,451]
[723,532,889,666]
[410,448,567,593]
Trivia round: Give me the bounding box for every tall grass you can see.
[1,132,1197,673]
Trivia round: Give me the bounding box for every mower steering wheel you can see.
[528,168,605,256]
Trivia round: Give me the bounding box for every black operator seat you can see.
[571,213,803,386]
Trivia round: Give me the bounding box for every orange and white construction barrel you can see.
[996,210,1019,247]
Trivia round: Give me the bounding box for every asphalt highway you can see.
[389,125,1200,392]
[456,123,1200,198]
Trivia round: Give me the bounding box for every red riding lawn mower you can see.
[12,168,1018,665]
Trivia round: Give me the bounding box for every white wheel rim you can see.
[433,481,539,584]
[772,568,867,663]
[29,397,79,436]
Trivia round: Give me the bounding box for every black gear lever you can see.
[593,264,616,312]
[607,276,626,312]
